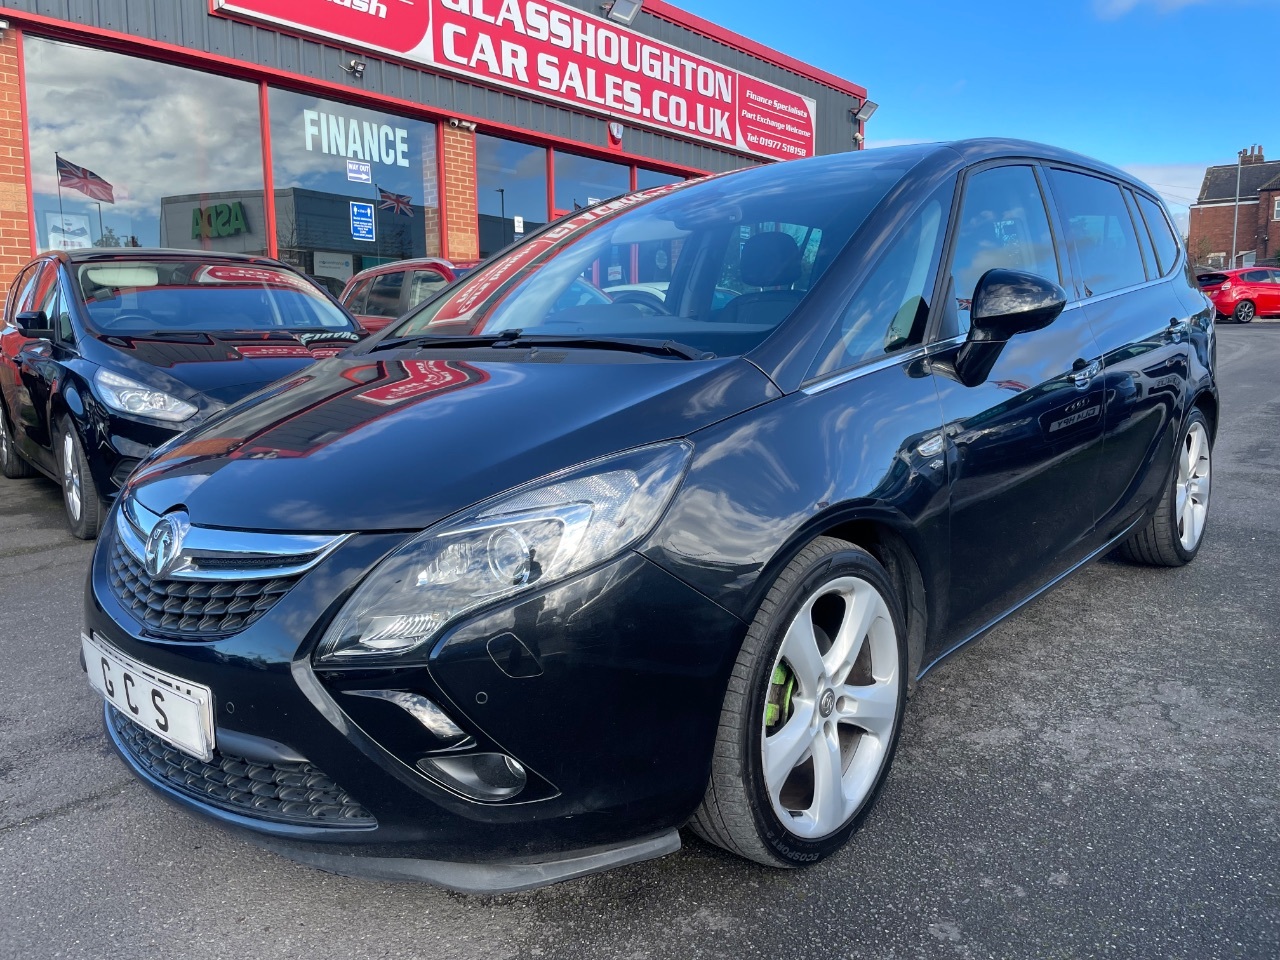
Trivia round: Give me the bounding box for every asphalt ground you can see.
[1,324,1277,960]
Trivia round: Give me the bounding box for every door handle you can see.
[1071,358,1101,388]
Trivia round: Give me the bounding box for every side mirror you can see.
[968,269,1068,343]
[15,310,53,339]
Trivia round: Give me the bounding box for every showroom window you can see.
[637,169,684,191]
[476,135,548,258]
[554,152,630,216]
[24,38,265,255]
[268,89,438,291]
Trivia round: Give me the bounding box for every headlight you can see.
[95,369,198,423]
[316,440,692,664]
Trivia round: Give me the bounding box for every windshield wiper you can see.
[370,329,714,360]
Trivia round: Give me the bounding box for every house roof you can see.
[1197,160,1280,202]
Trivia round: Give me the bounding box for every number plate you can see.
[82,632,215,762]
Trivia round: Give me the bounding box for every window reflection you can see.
[268,89,438,293]
[636,169,683,190]
[476,135,548,258]
[24,38,265,255]
[554,153,630,215]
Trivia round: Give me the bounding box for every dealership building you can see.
[0,0,871,296]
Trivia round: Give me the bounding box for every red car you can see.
[1198,267,1280,323]
[338,257,479,332]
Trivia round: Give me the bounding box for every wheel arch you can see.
[744,505,937,689]
[1191,388,1219,442]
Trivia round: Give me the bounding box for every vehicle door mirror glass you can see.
[969,269,1067,341]
[15,310,53,339]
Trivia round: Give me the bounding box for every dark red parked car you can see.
[339,258,479,332]
[1198,266,1280,323]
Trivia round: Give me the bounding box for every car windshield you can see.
[388,149,925,357]
[73,260,357,334]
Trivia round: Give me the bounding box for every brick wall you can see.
[1188,202,1264,266]
[0,30,32,298]
[441,126,478,262]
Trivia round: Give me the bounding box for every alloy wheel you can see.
[0,415,9,465]
[1236,302,1255,323]
[1176,421,1210,551]
[762,576,900,840]
[62,432,82,521]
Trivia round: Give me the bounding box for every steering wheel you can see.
[101,314,157,330]
[608,290,672,316]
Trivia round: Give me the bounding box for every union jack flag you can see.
[56,155,115,204]
[378,188,413,217]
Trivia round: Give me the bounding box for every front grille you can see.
[108,536,299,639]
[109,707,375,827]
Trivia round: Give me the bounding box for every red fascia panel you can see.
[0,7,708,180]
[641,0,867,100]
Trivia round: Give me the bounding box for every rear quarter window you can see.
[1135,193,1181,277]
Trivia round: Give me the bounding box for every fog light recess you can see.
[347,690,472,749]
[417,753,528,801]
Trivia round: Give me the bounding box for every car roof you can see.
[349,257,456,280]
[53,248,291,267]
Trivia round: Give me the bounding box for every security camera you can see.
[448,119,477,132]
[852,130,865,144]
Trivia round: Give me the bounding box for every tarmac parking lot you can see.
[1,324,1277,960]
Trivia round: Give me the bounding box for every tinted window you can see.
[1241,270,1270,283]
[1049,170,1146,297]
[364,273,405,319]
[1136,194,1180,277]
[1126,192,1158,280]
[950,165,1059,336]
[393,149,923,358]
[477,135,548,258]
[73,260,356,333]
[809,192,948,379]
[407,269,448,309]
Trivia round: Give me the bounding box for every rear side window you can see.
[949,165,1059,336]
[1049,170,1146,297]
[1135,194,1180,277]
[1241,269,1270,283]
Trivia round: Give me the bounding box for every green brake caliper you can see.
[764,663,797,730]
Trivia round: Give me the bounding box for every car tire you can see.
[0,404,35,479]
[690,536,908,867]
[1116,410,1211,567]
[58,418,104,540]
[1232,300,1255,323]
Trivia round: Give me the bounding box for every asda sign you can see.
[192,202,250,240]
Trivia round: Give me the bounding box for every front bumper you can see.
[85,514,747,888]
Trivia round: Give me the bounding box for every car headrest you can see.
[740,232,802,288]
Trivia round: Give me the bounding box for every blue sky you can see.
[685,0,1280,228]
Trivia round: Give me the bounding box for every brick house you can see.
[1187,145,1280,268]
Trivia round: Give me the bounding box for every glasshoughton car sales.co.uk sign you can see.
[212,0,818,161]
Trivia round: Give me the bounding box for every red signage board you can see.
[211,0,817,161]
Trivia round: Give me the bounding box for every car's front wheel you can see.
[1117,409,1212,566]
[59,419,104,540]
[691,536,907,867]
[1233,300,1255,323]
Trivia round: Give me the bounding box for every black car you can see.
[81,140,1216,893]
[0,250,363,537]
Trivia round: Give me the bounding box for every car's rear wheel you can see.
[1117,410,1211,567]
[59,419,104,540]
[690,536,907,867]
[1233,300,1255,323]
[0,405,35,479]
